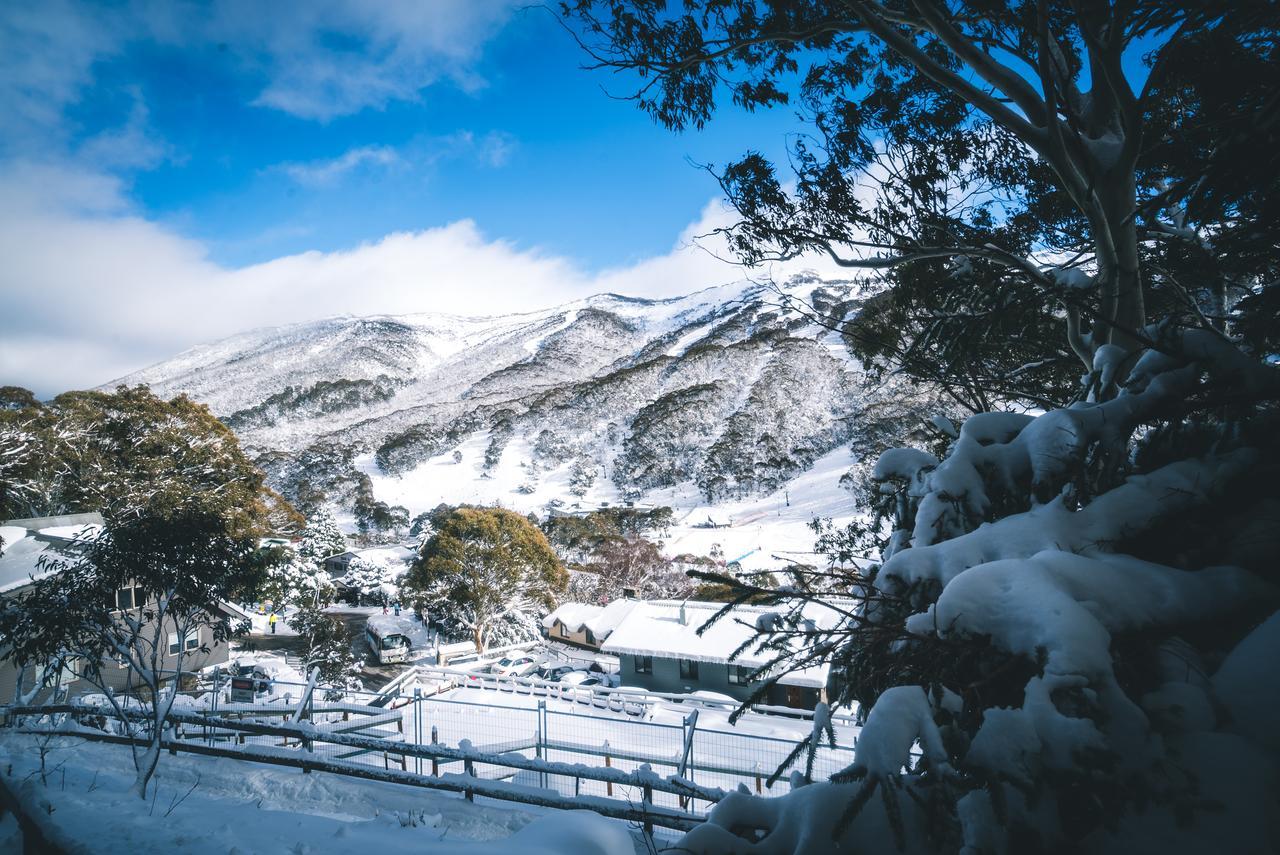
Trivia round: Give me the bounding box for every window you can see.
[728,665,754,686]
[679,658,699,680]
[559,623,571,638]
[115,587,135,610]
[633,655,652,675]
[168,630,200,656]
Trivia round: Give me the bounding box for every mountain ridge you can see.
[110,276,902,543]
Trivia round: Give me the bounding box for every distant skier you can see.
[269,612,278,634]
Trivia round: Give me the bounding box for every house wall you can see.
[0,605,231,705]
[617,653,756,703]
[616,653,823,709]
[547,620,599,650]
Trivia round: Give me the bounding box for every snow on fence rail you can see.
[2,667,858,824]
[3,702,713,833]
[402,663,862,727]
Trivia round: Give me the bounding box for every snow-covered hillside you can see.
[114,276,906,562]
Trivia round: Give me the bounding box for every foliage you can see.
[288,606,362,695]
[568,535,696,602]
[340,555,398,605]
[0,384,299,534]
[542,505,674,560]
[0,510,266,799]
[564,1,1280,850]
[400,506,567,651]
[563,1,1280,411]
[294,507,347,564]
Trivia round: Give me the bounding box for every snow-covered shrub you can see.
[340,555,398,605]
[681,331,1280,853]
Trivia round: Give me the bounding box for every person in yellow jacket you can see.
[269,612,278,634]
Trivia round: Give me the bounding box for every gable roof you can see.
[543,599,639,641]
[600,599,848,688]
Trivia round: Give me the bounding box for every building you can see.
[541,599,638,650]
[0,513,245,704]
[600,599,840,709]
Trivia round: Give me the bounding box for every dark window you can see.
[728,665,753,686]
[679,658,699,680]
[633,655,652,675]
[115,587,134,610]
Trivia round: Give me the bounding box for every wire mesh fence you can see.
[9,668,858,832]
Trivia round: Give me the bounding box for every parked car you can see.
[610,686,652,716]
[492,654,538,678]
[558,670,602,688]
[535,663,576,681]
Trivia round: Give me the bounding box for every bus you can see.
[365,615,414,665]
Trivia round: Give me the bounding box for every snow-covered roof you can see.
[600,599,840,688]
[543,599,639,641]
[543,602,602,631]
[0,533,64,594]
[0,525,26,548]
[354,545,416,566]
[36,523,101,542]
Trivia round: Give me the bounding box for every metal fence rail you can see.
[2,668,860,835]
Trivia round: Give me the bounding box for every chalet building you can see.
[541,599,638,650]
[0,513,246,703]
[600,599,839,709]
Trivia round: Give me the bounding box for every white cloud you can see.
[279,145,403,186]
[0,0,522,158]
[275,131,516,186]
[212,0,522,121]
[0,164,846,398]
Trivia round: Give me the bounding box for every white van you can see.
[366,615,413,664]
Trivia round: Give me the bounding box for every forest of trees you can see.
[563,1,1279,852]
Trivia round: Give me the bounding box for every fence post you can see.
[414,687,423,776]
[604,741,612,796]
[679,709,699,809]
[536,699,547,790]
[207,666,219,747]
[642,783,654,839]
[431,725,439,777]
[464,756,475,802]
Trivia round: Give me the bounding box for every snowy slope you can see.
[114,276,886,563]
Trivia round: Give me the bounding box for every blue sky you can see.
[86,7,797,269]
[1,2,815,395]
[0,3,1162,396]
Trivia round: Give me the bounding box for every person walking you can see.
[269,612,278,634]
[393,601,401,616]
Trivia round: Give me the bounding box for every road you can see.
[236,607,405,691]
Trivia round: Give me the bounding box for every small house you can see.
[600,599,840,709]
[0,514,243,703]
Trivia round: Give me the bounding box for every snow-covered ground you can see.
[361,443,859,573]
[0,732,641,854]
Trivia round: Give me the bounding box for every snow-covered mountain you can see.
[115,276,895,551]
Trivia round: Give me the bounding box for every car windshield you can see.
[497,657,514,667]
[381,635,408,650]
